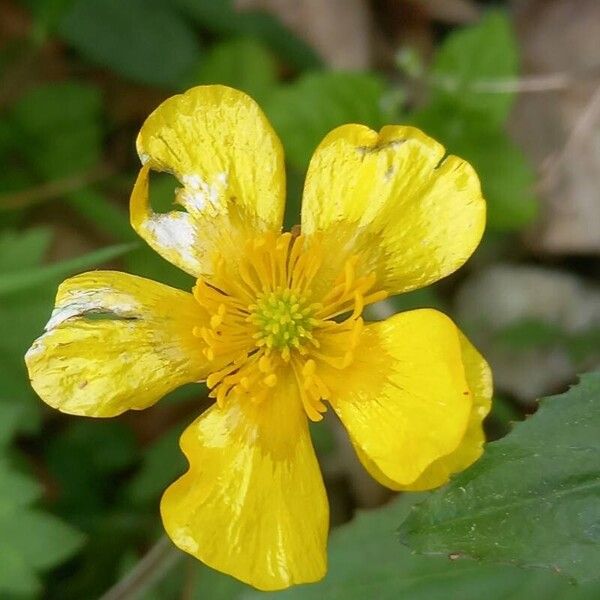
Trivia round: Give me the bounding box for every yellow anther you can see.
[258,354,271,373]
[264,374,277,387]
[194,231,378,422]
[303,359,316,377]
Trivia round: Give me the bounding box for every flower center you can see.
[249,288,315,352]
[192,231,387,421]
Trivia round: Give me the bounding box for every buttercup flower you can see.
[26,86,492,590]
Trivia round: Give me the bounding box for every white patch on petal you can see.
[225,403,243,431]
[139,152,151,165]
[25,334,49,361]
[179,172,229,213]
[145,212,199,268]
[45,288,140,331]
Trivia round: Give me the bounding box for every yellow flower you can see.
[25,86,492,590]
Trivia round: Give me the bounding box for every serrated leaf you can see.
[60,0,200,87]
[244,494,600,600]
[431,11,519,126]
[186,37,277,103]
[399,372,600,583]
[265,72,385,172]
[0,241,137,295]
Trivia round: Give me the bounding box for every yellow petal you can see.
[355,330,493,491]
[161,375,328,591]
[301,125,485,295]
[132,85,286,278]
[325,309,472,486]
[25,271,208,417]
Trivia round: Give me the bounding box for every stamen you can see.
[193,232,384,420]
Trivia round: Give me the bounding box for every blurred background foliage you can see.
[1,0,599,598]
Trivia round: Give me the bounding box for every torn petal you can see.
[131,85,286,278]
[130,165,207,277]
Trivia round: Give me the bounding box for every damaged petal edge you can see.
[45,288,141,331]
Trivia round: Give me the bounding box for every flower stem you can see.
[99,536,182,600]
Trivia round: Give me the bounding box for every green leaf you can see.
[0,552,40,597]
[189,563,249,600]
[399,372,600,583]
[185,37,277,103]
[246,494,600,600]
[11,82,103,179]
[1,510,83,571]
[11,82,101,133]
[487,395,524,437]
[495,318,566,350]
[0,459,84,596]
[566,329,600,364]
[126,245,195,291]
[266,72,386,172]
[60,0,200,87]
[0,459,41,516]
[309,421,335,457]
[126,424,186,506]
[66,188,133,242]
[229,10,321,71]
[430,11,519,125]
[0,228,53,433]
[0,403,23,448]
[493,318,600,364]
[0,227,52,271]
[0,241,137,295]
[463,127,537,230]
[23,0,77,40]
[413,106,537,231]
[172,0,321,70]
[46,421,138,516]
